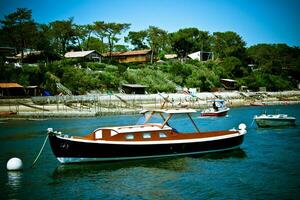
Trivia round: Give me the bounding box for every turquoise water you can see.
[1,105,300,199]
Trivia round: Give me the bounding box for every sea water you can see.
[0,105,300,199]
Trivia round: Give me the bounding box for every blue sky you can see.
[1,0,299,47]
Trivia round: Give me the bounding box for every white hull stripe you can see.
[56,131,244,145]
[57,145,241,163]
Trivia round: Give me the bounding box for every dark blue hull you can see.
[49,133,245,163]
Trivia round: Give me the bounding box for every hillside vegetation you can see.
[0,8,299,94]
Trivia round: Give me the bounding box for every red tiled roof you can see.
[103,49,151,57]
[120,49,151,56]
[0,83,23,88]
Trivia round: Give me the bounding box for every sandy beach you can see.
[0,90,300,119]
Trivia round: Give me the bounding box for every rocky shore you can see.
[0,90,299,119]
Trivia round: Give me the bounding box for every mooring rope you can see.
[31,134,49,168]
[250,118,255,128]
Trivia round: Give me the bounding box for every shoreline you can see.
[1,90,300,119]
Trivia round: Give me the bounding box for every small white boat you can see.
[254,113,296,127]
[201,100,230,117]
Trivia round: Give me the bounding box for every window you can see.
[125,134,134,140]
[142,132,151,139]
[95,130,102,139]
[159,132,167,138]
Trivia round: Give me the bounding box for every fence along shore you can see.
[0,91,300,119]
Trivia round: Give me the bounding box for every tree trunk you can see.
[150,49,154,64]
[86,31,92,50]
[108,36,113,62]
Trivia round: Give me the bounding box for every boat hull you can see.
[201,109,229,117]
[49,133,244,163]
[255,118,296,127]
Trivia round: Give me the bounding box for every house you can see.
[5,49,42,63]
[103,49,153,63]
[0,83,25,97]
[25,86,42,96]
[0,47,16,58]
[15,50,42,58]
[220,79,237,90]
[188,51,214,61]
[121,84,148,94]
[64,50,102,62]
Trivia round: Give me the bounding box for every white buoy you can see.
[7,157,23,171]
[238,123,247,130]
[238,123,247,134]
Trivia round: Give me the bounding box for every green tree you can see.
[94,22,130,58]
[124,68,176,92]
[0,8,37,62]
[114,44,128,52]
[247,44,277,67]
[125,30,148,49]
[146,26,168,63]
[212,31,246,60]
[82,36,107,53]
[185,67,218,91]
[73,24,89,50]
[247,44,292,75]
[220,56,244,78]
[84,24,95,50]
[49,18,76,54]
[170,28,211,60]
[168,62,195,85]
[93,21,106,52]
[34,24,58,62]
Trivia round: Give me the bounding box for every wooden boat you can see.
[48,109,247,164]
[254,113,296,127]
[201,100,230,117]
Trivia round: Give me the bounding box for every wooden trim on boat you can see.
[74,127,239,143]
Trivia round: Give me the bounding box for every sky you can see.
[0,0,300,47]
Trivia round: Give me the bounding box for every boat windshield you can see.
[136,111,199,133]
[209,100,226,108]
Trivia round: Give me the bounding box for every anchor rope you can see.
[250,118,255,128]
[31,134,49,168]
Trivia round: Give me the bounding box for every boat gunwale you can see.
[51,130,244,145]
[254,115,296,120]
[201,107,230,114]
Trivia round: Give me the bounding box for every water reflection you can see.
[52,157,188,179]
[52,149,246,179]
[7,171,22,192]
[192,148,247,160]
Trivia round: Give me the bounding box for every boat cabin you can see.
[90,123,173,141]
[76,109,202,142]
